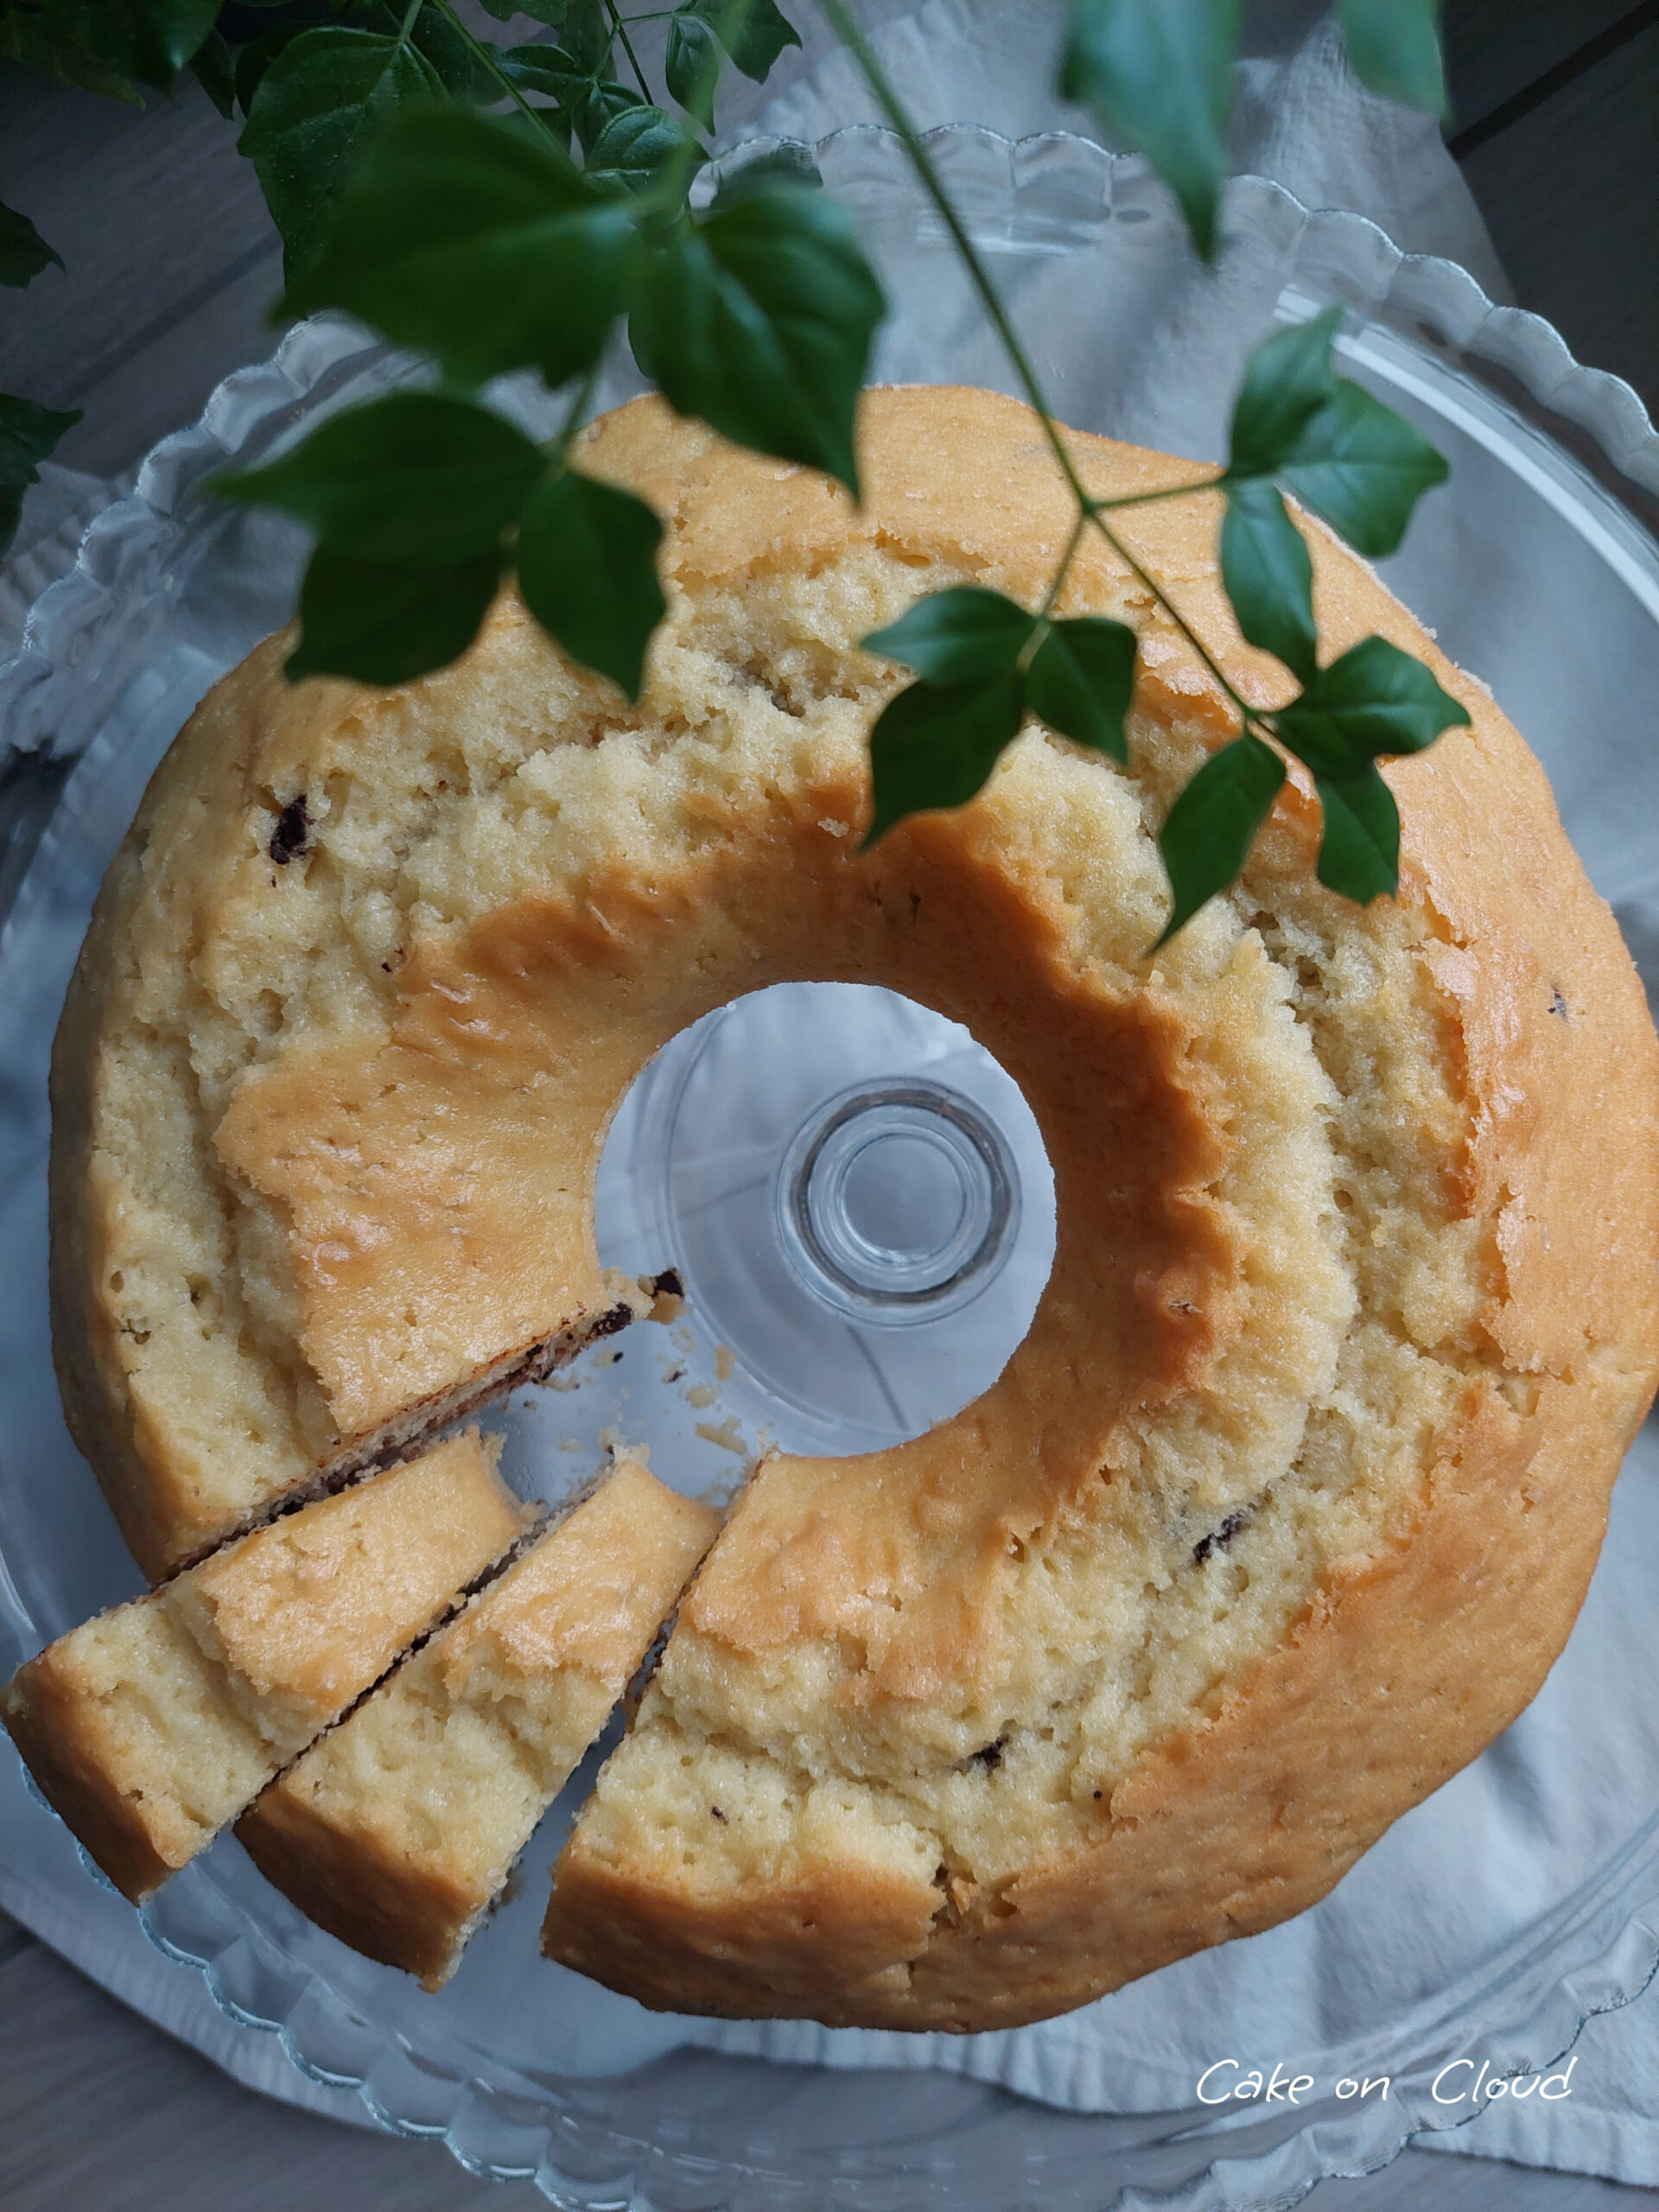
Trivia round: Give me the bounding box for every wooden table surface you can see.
[2,4,1656,2206]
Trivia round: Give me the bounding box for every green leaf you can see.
[240,28,448,275]
[1025,615,1136,761]
[712,142,821,207]
[234,23,306,118]
[1228,305,1344,479]
[0,393,82,555]
[560,0,610,72]
[1278,380,1449,558]
[865,677,1024,845]
[587,105,702,195]
[1219,480,1316,683]
[1229,306,1448,556]
[516,468,666,697]
[497,41,585,99]
[666,11,719,125]
[572,79,645,154]
[285,111,638,390]
[0,199,61,289]
[1061,0,1239,259]
[410,10,506,103]
[1274,634,1471,779]
[1315,764,1401,903]
[0,9,140,100]
[66,0,221,87]
[632,186,883,494]
[1338,0,1446,118]
[515,0,570,20]
[188,25,236,117]
[214,393,543,563]
[862,586,1034,683]
[1155,732,1285,944]
[287,545,503,685]
[687,0,801,83]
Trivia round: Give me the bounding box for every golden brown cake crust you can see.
[48,387,1659,2023]
[0,1632,180,1903]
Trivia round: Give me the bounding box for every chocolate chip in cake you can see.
[268,795,310,866]
[960,1736,1006,1775]
[1193,1508,1250,1566]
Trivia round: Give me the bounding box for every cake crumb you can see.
[694,1417,748,1459]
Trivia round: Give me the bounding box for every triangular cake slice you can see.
[1,1431,528,1903]
[236,1459,720,1989]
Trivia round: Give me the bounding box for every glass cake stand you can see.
[2,130,1658,2211]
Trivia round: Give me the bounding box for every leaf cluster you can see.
[1165,302,1470,932]
[218,96,879,691]
[862,308,1468,935]
[3,0,1470,945]
[861,588,1136,842]
[230,0,799,275]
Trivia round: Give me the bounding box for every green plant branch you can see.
[1033,507,1088,626]
[814,0,1256,728]
[1088,511,1259,723]
[603,0,651,100]
[1096,477,1222,511]
[549,357,604,460]
[814,0,1089,506]
[429,0,566,140]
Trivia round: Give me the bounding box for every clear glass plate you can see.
[2,129,1658,2211]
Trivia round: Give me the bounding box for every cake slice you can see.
[237,1460,720,1988]
[1,1431,528,1903]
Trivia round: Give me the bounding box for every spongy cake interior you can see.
[237,1459,721,1986]
[1,1433,527,1899]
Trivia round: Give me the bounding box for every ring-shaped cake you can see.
[48,388,1659,2028]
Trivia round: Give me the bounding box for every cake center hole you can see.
[783,1085,1014,1312]
[593,982,1057,1459]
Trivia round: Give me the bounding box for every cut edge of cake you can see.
[237,1458,721,1987]
[1,1430,531,1903]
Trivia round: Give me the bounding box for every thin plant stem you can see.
[1096,478,1223,512]
[1035,509,1088,624]
[816,0,1089,505]
[1089,512,1257,723]
[815,0,1258,726]
[604,0,652,100]
[430,0,566,143]
[550,359,605,458]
